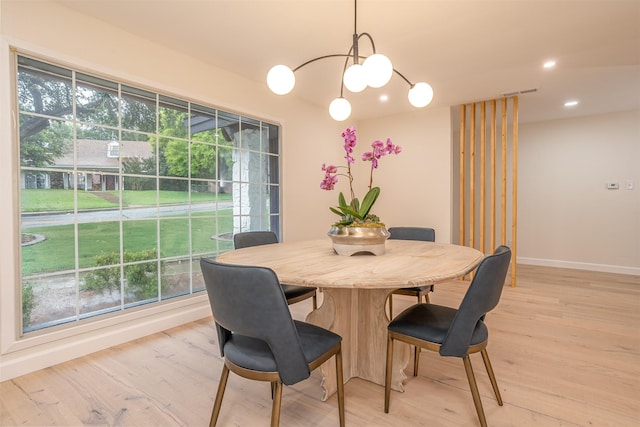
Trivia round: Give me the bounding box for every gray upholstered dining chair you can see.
[200,258,345,427]
[387,226,436,318]
[384,246,511,427]
[233,231,318,310]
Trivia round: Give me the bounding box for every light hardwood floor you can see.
[1,265,639,426]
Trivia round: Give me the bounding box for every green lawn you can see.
[20,189,231,212]
[21,210,234,276]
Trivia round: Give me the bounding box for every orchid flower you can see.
[320,126,402,226]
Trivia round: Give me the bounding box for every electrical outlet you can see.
[626,180,634,190]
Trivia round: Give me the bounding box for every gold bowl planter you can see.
[327,225,390,256]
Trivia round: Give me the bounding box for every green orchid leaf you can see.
[339,205,363,220]
[359,187,380,217]
[338,192,347,208]
[329,207,343,216]
[352,198,360,213]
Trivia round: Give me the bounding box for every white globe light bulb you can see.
[266,65,295,95]
[362,53,393,88]
[329,97,352,121]
[343,64,367,93]
[408,82,434,108]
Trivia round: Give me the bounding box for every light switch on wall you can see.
[626,180,634,190]
[607,182,619,190]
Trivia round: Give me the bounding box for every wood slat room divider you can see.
[458,97,518,286]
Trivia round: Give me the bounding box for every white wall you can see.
[518,110,640,274]
[0,0,453,380]
[357,109,454,242]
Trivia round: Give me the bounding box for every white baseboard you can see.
[0,297,212,382]
[517,257,640,276]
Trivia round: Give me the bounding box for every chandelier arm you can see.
[293,53,371,72]
[357,32,377,54]
[393,68,414,87]
[293,54,351,72]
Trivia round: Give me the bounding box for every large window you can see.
[17,55,280,333]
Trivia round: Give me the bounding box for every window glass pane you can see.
[159,178,188,196]
[162,258,191,299]
[191,215,218,255]
[160,218,190,258]
[217,145,235,182]
[19,116,73,168]
[121,85,156,133]
[159,96,189,138]
[76,73,119,127]
[21,220,76,276]
[190,141,217,179]
[80,268,122,317]
[123,260,159,305]
[190,105,217,142]
[159,137,189,178]
[77,221,121,268]
[17,58,73,118]
[22,273,78,331]
[190,259,206,292]
[122,220,158,256]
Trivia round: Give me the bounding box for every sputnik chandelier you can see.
[266,0,434,121]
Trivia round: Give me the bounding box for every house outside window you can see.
[17,55,281,333]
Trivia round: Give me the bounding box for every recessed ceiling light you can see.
[564,100,579,107]
[543,60,556,69]
[379,94,389,102]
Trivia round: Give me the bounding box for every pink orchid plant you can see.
[321,126,402,227]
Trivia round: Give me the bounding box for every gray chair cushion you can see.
[224,321,341,372]
[388,304,488,348]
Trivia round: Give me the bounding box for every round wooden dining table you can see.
[216,238,484,400]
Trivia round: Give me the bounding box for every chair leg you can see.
[335,347,345,427]
[270,381,283,427]
[481,349,503,405]
[413,345,420,376]
[210,365,230,427]
[312,294,318,310]
[462,356,488,427]
[388,294,393,319]
[384,334,394,413]
[424,292,430,304]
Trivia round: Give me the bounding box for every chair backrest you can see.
[233,231,279,249]
[388,227,435,242]
[440,245,511,357]
[199,258,311,385]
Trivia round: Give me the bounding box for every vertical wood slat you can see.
[459,97,517,286]
[469,104,476,249]
[501,97,508,245]
[511,97,519,286]
[459,105,466,246]
[490,100,497,252]
[480,102,486,254]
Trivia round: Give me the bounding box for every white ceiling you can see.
[55,0,640,123]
